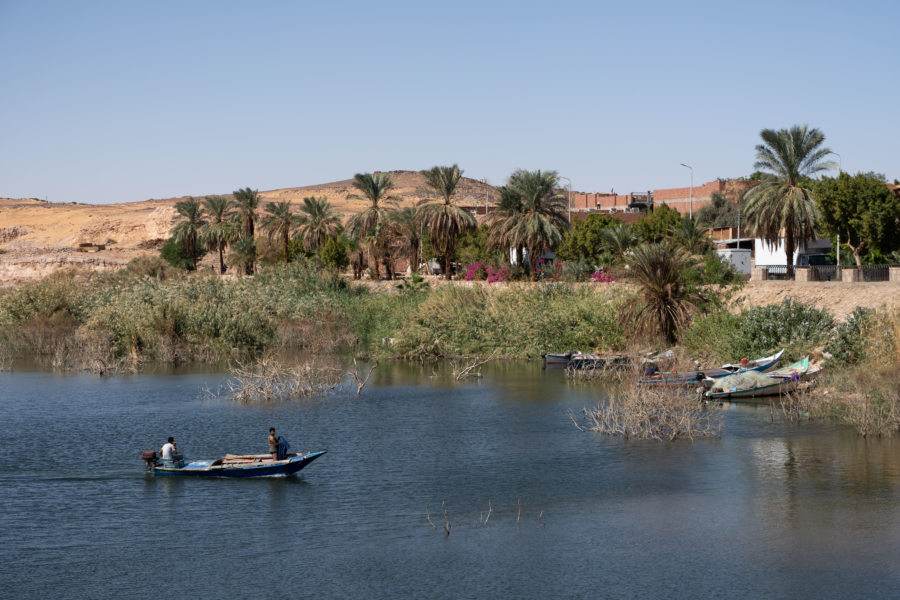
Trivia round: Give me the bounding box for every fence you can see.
[756,264,898,282]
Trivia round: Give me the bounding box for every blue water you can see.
[1,362,898,599]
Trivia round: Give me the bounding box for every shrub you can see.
[826,307,874,365]
[730,298,834,361]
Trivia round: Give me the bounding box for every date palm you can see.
[487,185,525,265]
[494,169,569,279]
[296,196,342,253]
[260,201,298,263]
[345,172,399,279]
[598,224,641,263]
[743,125,834,279]
[388,206,423,276]
[227,236,257,276]
[672,217,712,255]
[417,164,476,280]
[232,187,260,239]
[200,195,235,274]
[170,197,205,271]
[623,242,708,344]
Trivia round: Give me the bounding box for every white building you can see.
[753,237,833,266]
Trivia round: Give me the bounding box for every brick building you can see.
[571,179,757,217]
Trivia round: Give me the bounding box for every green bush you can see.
[827,307,874,366]
[392,283,628,359]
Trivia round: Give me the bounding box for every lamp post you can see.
[559,176,572,223]
[679,163,693,219]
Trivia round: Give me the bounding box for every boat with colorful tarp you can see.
[638,349,784,386]
[705,357,820,400]
[141,449,326,477]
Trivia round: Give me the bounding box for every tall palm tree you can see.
[260,201,298,263]
[232,187,260,239]
[345,172,398,279]
[417,164,476,280]
[170,197,206,271]
[296,196,342,253]
[623,242,708,344]
[598,224,641,263]
[199,195,235,274]
[491,169,569,280]
[743,125,834,278]
[388,206,422,276]
[487,185,525,266]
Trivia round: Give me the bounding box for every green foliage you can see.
[633,204,681,243]
[320,236,350,272]
[392,284,627,359]
[555,213,618,263]
[126,255,180,280]
[455,225,501,266]
[683,298,835,364]
[826,307,874,366]
[160,236,206,271]
[696,192,738,228]
[813,172,900,265]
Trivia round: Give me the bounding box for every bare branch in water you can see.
[452,350,499,381]
[349,356,378,396]
[211,355,343,403]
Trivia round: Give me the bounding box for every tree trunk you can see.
[444,241,454,280]
[218,243,225,274]
[283,230,290,264]
[531,247,539,281]
[785,228,796,280]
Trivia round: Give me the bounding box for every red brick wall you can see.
[573,180,758,216]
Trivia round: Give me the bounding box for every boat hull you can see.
[152,451,326,478]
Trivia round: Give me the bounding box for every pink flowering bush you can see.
[486,266,508,282]
[591,268,617,283]
[464,262,508,282]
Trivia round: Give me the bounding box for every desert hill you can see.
[0,171,496,284]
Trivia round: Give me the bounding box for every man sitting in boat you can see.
[161,437,177,460]
[269,428,278,461]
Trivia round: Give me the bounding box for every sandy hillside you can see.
[0,171,496,285]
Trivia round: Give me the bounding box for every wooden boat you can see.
[705,360,820,400]
[701,355,808,389]
[639,349,784,386]
[542,350,577,368]
[568,353,632,370]
[141,450,327,478]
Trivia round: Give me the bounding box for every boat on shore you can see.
[141,450,327,477]
[705,358,820,400]
[638,349,784,386]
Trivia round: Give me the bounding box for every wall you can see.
[571,179,757,216]
[754,238,833,266]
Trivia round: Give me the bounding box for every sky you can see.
[1,0,898,204]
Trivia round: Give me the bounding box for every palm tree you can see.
[345,172,399,279]
[598,224,641,263]
[388,206,423,276]
[200,195,235,274]
[491,169,569,280]
[227,237,257,276]
[296,196,342,253]
[232,187,260,239]
[170,197,205,271]
[487,185,525,266]
[622,242,708,344]
[417,164,476,280]
[743,125,834,279]
[672,217,713,255]
[260,201,298,263]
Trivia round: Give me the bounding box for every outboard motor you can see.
[141,450,158,471]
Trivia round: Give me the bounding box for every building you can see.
[571,179,757,217]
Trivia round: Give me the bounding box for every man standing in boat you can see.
[161,437,177,460]
[268,428,278,461]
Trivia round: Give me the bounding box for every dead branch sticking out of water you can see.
[570,371,721,441]
[452,350,499,381]
[216,355,343,403]
[349,356,378,396]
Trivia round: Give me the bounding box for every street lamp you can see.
[559,176,572,223]
[680,163,693,219]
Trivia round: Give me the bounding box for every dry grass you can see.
[211,355,344,403]
[570,370,721,441]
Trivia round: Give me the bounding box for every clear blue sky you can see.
[2,0,897,204]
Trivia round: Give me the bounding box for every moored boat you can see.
[639,349,784,386]
[141,450,327,477]
[705,359,820,401]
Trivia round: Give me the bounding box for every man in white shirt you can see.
[161,437,177,460]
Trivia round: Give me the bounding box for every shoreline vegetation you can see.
[0,259,898,437]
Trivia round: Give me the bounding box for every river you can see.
[1,361,898,599]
